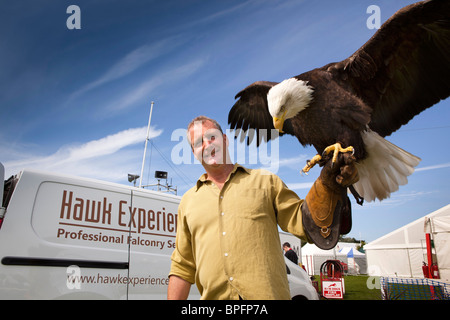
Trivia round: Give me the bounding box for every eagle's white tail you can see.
[353,129,421,202]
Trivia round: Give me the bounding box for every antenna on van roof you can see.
[134,100,178,195]
[139,101,154,188]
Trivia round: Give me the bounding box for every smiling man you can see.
[167,115,359,300]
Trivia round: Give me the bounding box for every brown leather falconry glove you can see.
[302,152,359,250]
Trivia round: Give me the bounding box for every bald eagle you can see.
[228,0,450,203]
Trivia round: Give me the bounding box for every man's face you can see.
[189,120,228,167]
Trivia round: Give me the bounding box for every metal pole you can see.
[139,101,154,188]
[425,233,433,278]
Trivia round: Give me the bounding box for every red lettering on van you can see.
[60,190,111,225]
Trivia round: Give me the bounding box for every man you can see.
[168,116,358,300]
[283,242,298,265]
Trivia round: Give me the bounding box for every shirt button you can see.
[222,232,226,236]
[224,253,229,257]
[221,212,225,216]
[229,277,234,281]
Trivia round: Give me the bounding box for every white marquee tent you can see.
[301,243,347,276]
[338,245,367,275]
[365,204,450,281]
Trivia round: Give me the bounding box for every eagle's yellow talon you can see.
[301,144,354,174]
[322,143,354,167]
[301,154,322,174]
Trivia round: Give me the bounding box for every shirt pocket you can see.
[235,188,270,220]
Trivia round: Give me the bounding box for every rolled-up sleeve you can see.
[273,175,308,241]
[169,202,196,284]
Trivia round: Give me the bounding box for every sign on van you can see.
[32,183,178,253]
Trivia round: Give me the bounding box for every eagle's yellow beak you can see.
[273,111,286,133]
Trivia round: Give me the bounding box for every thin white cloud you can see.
[416,162,450,172]
[108,58,206,112]
[57,127,161,164]
[353,190,434,210]
[263,154,311,174]
[185,0,256,27]
[277,154,309,168]
[3,126,162,181]
[69,36,189,101]
[286,182,314,190]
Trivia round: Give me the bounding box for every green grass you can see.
[315,275,449,301]
[316,275,381,300]
[343,275,381,300]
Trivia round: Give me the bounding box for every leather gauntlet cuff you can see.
[302,178,343,250]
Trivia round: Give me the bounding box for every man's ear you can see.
[223,133,229,148]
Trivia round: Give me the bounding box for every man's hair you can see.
[187,115,223,145]
[283,242,291,248]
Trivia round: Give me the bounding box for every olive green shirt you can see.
[169,164,307,300]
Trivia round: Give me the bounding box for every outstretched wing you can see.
[228,81,289,145]
[328,0,450,137]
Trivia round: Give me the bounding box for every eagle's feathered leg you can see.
[322,143,354,168]
[301,154,322,175]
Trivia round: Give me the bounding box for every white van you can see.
[0,163,318,300]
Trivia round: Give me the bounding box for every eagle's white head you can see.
[267,78,314,132]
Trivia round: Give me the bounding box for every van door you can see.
[126,189,179,299]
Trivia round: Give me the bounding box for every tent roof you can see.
[336,242,361,251]
[301,243,347,256]
[339,247,365,256]
[365,204,450,250]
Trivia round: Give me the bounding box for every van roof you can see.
[13,167,182,201]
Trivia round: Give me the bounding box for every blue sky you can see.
[1,0,449,242]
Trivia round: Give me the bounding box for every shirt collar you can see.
[195,163,250,191]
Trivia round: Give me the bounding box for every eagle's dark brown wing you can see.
[327,0,450,137]
[228,81,290,145]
